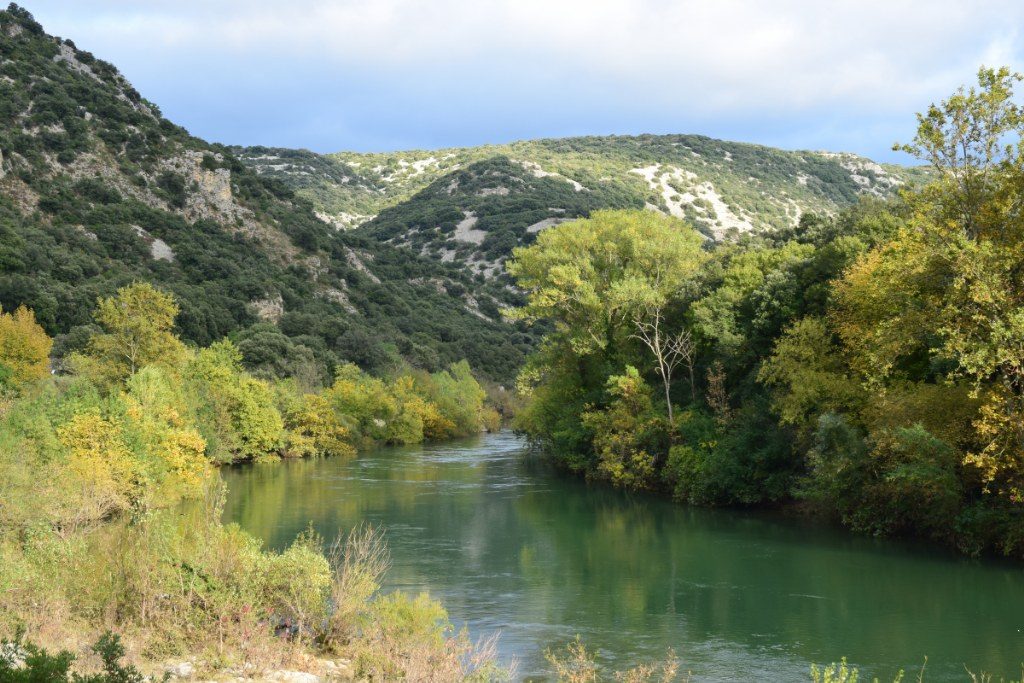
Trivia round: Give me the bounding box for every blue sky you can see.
[27,1,1024,162]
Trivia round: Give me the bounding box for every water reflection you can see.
[222,432,1024,680]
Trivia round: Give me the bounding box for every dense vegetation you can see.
[362,155,639,277]
[0,282,507,679]
[0,4,535,382]
[511,69,1024,559]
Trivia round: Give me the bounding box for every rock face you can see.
[250,293,285,322]
[161,151,259,231]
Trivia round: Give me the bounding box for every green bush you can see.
[0,631,146,683]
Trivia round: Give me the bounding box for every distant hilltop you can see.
[235,135,929,280]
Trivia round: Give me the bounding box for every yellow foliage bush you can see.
[57,410,140,515]
[0,305,52,389]
[284,393,356,458]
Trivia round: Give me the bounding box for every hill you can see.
[237,136,929,281]
[0,4,535,381]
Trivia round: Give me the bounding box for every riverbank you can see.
[0,287,509,681]
[508,198,1024,560]
[0,485,509,682]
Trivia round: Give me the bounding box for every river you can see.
[222,431,1024,681]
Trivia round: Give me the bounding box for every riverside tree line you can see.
[510,68,1024,558]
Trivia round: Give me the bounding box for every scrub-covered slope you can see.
[239,134,929,279]
[0,4,534,380]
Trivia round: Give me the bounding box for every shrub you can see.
[0,305,52,389]
[804,416,962,540]
[0,630,145,683]
[282,393,355,458]
[582,367,666,490]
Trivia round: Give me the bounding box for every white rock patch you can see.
[249,294,284,322]
[53,43,102,83]
[315,210,373,230]
[819,152,903,197]
[321,287,358,314]
[344,247,381,283]
[132,225,175,262]
[401,156,438,177]
[526,216,572,233]
[477,186,510,196]
[453,211,487,244]
[630,164,698,218]
[696,181,755,235]
[631,164,755,236]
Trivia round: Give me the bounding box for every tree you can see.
[895,66,1024,238]
[508,210,705,356]
[632,302,696,426]
[188,340,284,462]
[283,393,355,458]
[509,210,706,455]
[327,363,400,443]
[424,361,486,437]
[758,317,864,435]
[894,67,1024,500]
[82,282,186,385]
[124,366,211,499]
[0,305,52,388]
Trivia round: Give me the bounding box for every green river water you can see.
[222,431,1024,681]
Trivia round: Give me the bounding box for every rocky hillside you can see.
[0,4,534,381]
[238,136,929,280]
[0,3,927,383]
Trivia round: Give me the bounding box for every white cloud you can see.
[27,0,1024,155]
[47,0,1024,110]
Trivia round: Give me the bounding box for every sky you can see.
[25,1,1024,162]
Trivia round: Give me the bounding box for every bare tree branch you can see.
[631,302,696,429]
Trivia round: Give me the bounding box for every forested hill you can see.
[236,136,929,281]
[0,4,536,381]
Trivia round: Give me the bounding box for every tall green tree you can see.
[508,209,705,357]
[509,209,705,469]
[894,67,1024,501]
[79,282,186,386]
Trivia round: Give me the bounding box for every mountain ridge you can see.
[239,135,927,229]
[237,135,929,283]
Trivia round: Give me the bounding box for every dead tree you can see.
[632,304,696,427]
